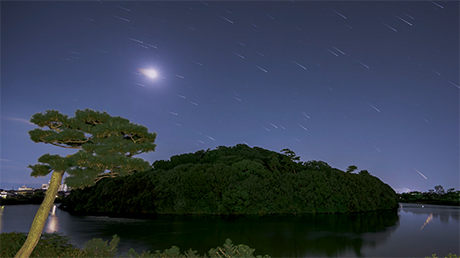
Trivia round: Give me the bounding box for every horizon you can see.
[0,143,454,194]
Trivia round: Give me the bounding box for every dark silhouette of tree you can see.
[280,148,300,162]
[434,185,445,195]
[359,170,370,176]
[346,165,358,173]
[303,160,332,171]
[15,109,156,258]
[280,148,301,173]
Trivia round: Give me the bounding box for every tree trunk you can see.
[14,170,65,258]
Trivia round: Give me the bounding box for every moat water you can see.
[1,203,458,257]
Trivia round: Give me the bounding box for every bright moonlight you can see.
[139,68,158,79]
[145,69,157,78]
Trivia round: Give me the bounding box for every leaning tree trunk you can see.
[14,170,65,258]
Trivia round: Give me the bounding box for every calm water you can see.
[0,203,458,257]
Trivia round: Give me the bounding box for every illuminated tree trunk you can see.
[14,170,64,258]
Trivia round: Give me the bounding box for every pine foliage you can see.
[28,109,157,188]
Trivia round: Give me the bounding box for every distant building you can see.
[0,191,7,199]
[41,182,70,192]
[18,185,33,191]
[16,185,34,196]
[0,190,17,199]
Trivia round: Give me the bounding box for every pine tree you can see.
[346,165,358,173]
[15,109,156,258]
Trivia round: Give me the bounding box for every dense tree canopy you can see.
[62,144,398,215]
[28,109,157,188]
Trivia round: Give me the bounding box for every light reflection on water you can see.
[419,213,433,231]
[0,206,4,233]
[360,203,459,257]
[0,203,458,257]
[45,205,59,233]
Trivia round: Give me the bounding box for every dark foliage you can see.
[1,232,120,258]
[398,185,459,206]
[124,238,270,258]
[0,232,269,258]
[61,144,398,215]
[0,232,81,257]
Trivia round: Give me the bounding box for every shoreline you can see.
[398,200,459,207]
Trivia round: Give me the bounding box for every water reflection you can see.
[51,205,56,215]
[400,203,460,223]
[74,210,399,257]
[419,214,433,231]
[45,205,59,233]
[2,204,458,257]
[0,206,4,232]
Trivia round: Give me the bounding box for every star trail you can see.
[1,1,458,193]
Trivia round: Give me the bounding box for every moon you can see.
[139,68,158,79]
[145,69,157,78]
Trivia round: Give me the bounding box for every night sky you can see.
[1,1,459,193]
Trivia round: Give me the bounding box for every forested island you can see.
[60,144,398,215]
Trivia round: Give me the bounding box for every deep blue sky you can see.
[1,1,459,193]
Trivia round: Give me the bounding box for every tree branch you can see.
[49,142,82,149]
[65,138,91,144]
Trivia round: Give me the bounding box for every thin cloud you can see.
[3,117,34,125]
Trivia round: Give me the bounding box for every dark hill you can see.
[61,144,398,215]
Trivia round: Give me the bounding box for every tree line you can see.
[398,185,459,206]
[0,191,64,205]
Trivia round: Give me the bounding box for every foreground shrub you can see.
[82,235,120,257]
[0,231,80,257]
[125,238,270,258]
[0,232,269,258]
[426,254,460,258]
[0,232,120,258]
